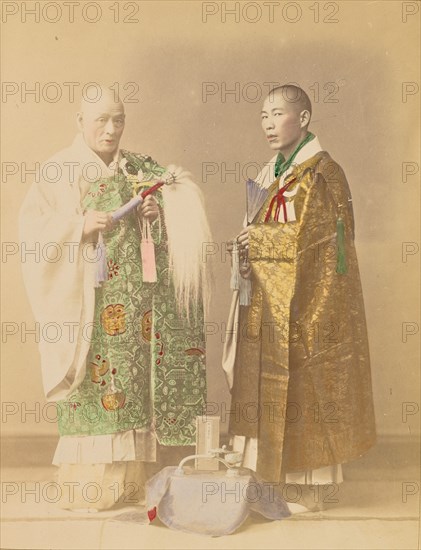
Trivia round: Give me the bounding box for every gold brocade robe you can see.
[229,151,376,482]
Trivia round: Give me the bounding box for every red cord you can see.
[264,177,297,223]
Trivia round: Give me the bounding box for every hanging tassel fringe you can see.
[230,240,252,305]
[141,219,157,283]
[95,231,108,287]
[336,217,347,274]
[230,241,240,291]
[239,276,252,306]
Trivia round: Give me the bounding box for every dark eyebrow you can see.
[261,107,285,114]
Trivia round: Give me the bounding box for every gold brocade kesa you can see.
[229,152,376,482]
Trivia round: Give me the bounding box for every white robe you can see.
[19,133,107,403]
[20,134,156,464]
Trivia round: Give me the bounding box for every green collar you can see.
[274,132,315,179]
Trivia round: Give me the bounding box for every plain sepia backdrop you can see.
[1,0,420,453]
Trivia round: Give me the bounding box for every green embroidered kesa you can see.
[57,152,207,445]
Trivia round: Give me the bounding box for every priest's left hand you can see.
[139,195,159,222]
[236,225,255,251]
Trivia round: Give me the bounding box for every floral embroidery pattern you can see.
[101,369,126,411]
[107,258,120,280]
[101,304,126,336]
[89,354,109,384]
[141,310,152,342]
[87,182,107,198]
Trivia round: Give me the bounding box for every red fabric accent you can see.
[148,506,157,521]
[141,181,165,198]
[264,177,297,223]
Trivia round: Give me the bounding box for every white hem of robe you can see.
[230,435,343,485]
[52,427,157,465]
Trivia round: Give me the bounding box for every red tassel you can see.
[141,220,157,283]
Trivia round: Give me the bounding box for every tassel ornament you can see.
[140,219,157,283]
[230,240,240,291]
[95,231,108,287]
[239,275,252,306]
[230,239,252,305]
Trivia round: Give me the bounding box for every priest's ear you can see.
[299,109,311,129]
[76,112,84,131]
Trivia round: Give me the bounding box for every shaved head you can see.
[268,85,312,121]
[261,85,312,157]
[79,85,124,115]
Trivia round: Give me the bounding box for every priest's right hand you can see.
[82,210,115,238]
[227,239,235,255]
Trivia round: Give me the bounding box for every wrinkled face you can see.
[77,93,125,163]
[261,92,305,155]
